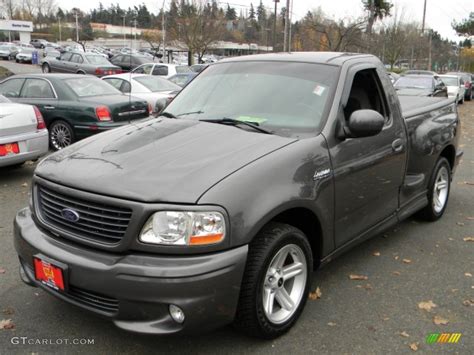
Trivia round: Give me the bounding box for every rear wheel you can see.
[417,157,451,221]
[42,63,51,73]
[234,222,312,339]
[49,120,75,150]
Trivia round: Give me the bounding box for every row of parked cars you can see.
[389,69,473,104]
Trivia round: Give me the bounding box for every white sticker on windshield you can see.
[313,85,326,96]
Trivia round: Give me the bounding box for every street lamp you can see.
[122,15,126,47]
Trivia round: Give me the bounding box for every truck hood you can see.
[35,118,297,203]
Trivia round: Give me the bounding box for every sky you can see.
[62,0,473,41]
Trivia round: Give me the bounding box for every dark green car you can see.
[0,74,151,150]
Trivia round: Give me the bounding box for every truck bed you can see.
[398,96,456,119]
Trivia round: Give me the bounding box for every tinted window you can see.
[176,66,191,73]
[61,52,73,61]
[70,54,84,64]
[21,79,55,98]
[164,62,339,136]
[103,78,123,91]
[64,77,120,97]
[85,55,110,65]
[133,56,149,65]
[152,65,168,76]
[0,78,25,98]
[133,64,153,74]
[440,76,458,86]
[134,76,180,92]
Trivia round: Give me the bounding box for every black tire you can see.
[467,89,473,101]
[42,63,51,73]
[417,157,451,221]
[49,120,75,150]
[234,222,313,339]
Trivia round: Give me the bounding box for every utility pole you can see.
[283,0,289,52]
[122,15,126,47]
[58,17,62,42]
[273,0,279,52]
[74,12,79,42]
[421,0,427,34]
[288,0,293,52]
[161,0,166,62]
[428,30,432,70]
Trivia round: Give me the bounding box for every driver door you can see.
[329,67,407,247]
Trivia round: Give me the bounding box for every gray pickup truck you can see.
[14,52,461,339]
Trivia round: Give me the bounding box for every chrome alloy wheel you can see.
[432,166,449,213]
[50,123,72,149]
[262,244,307,324]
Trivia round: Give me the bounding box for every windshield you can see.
[395,76,433,89]
[134,76,181,92]
[440,76,458,86]
[64,77,120,97]
[164,61,338,136]
[0,46,10,51]
[20,48,34,54]
[85,55,110,65]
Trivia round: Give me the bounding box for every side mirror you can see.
[345,109,385,138]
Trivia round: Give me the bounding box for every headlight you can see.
[139,211,226,246]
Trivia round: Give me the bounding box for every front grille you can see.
[67,286,119,314]
[37,184,132,244]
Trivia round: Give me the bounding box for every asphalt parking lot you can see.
[0,89,473,353]
[0,60,41,75]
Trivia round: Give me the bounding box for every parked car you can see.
[102,73,181,113]
[439,74,466,104]
[0,44,20,60]
[445,72,473,101]
[189,63,209,73]
[16,48,35,63]
[109,54,154,72]
[131,63,190,78]
[41,52,122,77]
[30,39,48,49]
[168,72,198,87]
[394,74,448,97]
[0,74,151,150]
[13,53,461,338]
[0,95,48,167]
[43,46,61,58]
[403,70,438,76]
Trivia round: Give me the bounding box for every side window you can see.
[134,64,152,74]
[460,79,464,85]
[113,55,123,63]
[0,79,25,98]
[70,54,83,64]
[103,78,123,91]
[121,81,131,93]
[61,52,73,61]
[21,79,55,99]
[152,65,168,76]
[344,69,389,123]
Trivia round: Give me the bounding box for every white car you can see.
[131,63,190,78]
[439,75,466,104]
[16,48,35,63]
[0,95,49,167]
[101,73,181,113]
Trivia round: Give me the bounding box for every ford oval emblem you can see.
[61,208,80,223]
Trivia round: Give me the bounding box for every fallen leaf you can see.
[2,308,14,316]
[394,256,400,260]
[349,274,368,280]
[400,331,410,337]
[433,315,449,325]
[327,322,336,326]
[21,182,28,187]
[308,287,322,300]
[382,317,390,321]
[392,271,401,276]
[0,268,5,274]
[409,343,419,351]
[451,288,459,292]
[457,222,465,226]
[372,251,381,256]
[448,237,454,241]
[467,217,474,220]
[465,273,473,277]
[356,283,373,290]
[403,259,412,264]
[463,237,474,242]
[418,300,437,311]
[0,319,14,330]
[462,299,474,307]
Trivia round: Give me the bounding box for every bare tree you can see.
[313,18,366,52]
[169,0,225,64]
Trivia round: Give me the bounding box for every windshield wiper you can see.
[160,111,177,118]
[177,110,204,117]
[200,118,273,135]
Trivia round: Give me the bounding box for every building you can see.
[0,20,33,43]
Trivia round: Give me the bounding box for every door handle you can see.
[43,105,55,110]
[392,139,404,152]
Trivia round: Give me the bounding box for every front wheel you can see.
[49,120,75,150]
[234,222,313,339]
[42,63,51,73]
[417,157,451,221]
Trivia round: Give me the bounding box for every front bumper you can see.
[14,207,248,334]
[0,129,48,167]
